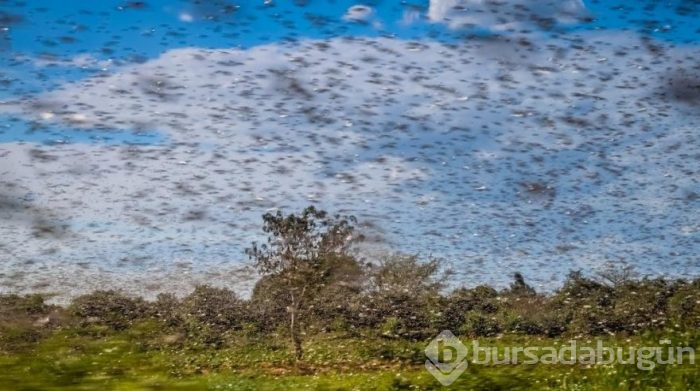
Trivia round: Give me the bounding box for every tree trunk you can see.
[289,307,303,360]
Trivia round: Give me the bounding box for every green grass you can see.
[1,325,698,390]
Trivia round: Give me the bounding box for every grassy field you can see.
[1,322,697,390]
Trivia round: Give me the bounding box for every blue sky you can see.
[2,0,699,143]
[0,1,698,297]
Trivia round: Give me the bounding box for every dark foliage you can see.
[70,290,151,330]
[2,209,699,355]
[2,270,699,354]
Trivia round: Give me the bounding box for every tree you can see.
[597,262,638,288]
[365,255,444,338]
[509,272,536,296]
[245,206,361,360]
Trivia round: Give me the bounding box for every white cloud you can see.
[428,0,588,30]
[179,12,194,23]
[2,31,699,297]
[343,5,374,23]
[13,53,114,70]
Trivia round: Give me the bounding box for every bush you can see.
[360,255,443,338]
[0,294,62,351]
[249,275,289,332]
[180,285,246,333]
[461,311,502,337]
[4,267,700,345]
[437,286,498,332]
[380,316,401,338]
[70,290,151,330]
[668,281,700,328]
[152,293,184,328]
[0,294,54,316]
[609,279,674,333]
[0,322,43,352]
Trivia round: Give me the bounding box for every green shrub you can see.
[70,290,151,330]
[0,322,42,351]
[461,311,502,337]
[180,285,246,333]
[668,281,700,328]
[609,279,674,333]
[380,316,400,338]
[151,293,184,328]
[0,293,54,316]
[0,294,61,351]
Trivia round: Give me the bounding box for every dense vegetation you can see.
[2,265,699,351]
[1,207,698,389]
[2,268,699,390]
